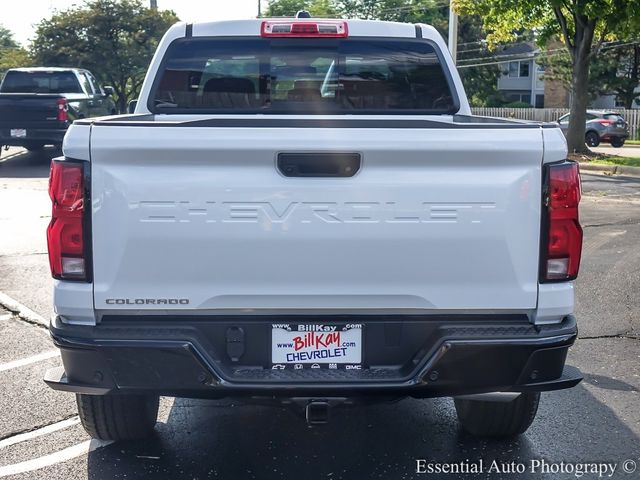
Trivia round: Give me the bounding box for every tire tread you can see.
[76,394,159,441]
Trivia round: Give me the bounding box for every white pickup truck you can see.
[44,15,583,441]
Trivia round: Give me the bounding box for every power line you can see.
[457,32,534,49]
[375,1,452,16]
[456,40,639,68]
[457,42,640,69]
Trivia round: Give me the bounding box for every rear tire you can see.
[610,137,625,148]
[76,394,159,441]
[585,131,600,147]
[454,392,540,438]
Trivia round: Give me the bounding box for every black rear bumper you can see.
[45,314,581,398]
[0,127,66,146]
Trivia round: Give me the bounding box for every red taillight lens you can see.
[261,20,348,37]
[47,160,87,280]
[542,162,583,281]
[596,119,612,126]
[57,98,68,122]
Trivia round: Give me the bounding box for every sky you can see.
[4,0,261,46]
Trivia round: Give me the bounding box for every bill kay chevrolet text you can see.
[44,16,584,440]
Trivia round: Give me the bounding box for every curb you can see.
[0,292,48,328]
[579,162,640,178]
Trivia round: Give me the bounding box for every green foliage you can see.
[453,0,638,49]
[0,26,31,79]
[30,0,179,112]
[454,0,640,153]
[266,0,338,17]
[599,44,640,109]
[267,0,450,26]
[0,26,19,49]
[538,43,640,108]
[588,156,640,167]
[503,101,533,108]
[0,48,32,79]
[338,0,448,25]
[455,16,505,107]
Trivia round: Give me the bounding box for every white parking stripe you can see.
[0,417,80,450]
[0,439,112,477]
[0,350,59,373]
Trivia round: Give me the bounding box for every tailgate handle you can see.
[277,152,360,177]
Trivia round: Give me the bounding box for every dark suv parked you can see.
[557,110,629,148]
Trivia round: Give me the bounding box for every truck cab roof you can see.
[7,67,88,73]
[181,18,443,41]
[136,18,469,115]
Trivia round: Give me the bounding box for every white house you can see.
[496,42,640,109]
[496,43,545,107]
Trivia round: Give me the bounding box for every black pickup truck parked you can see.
[0,67,116,153]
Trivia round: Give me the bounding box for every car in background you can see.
[557,110,630,148]
[0,67,116,153]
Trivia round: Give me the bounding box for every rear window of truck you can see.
[0,71,82,94]
[150,37,457,114]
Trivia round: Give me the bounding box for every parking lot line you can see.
[0,350,59,373]
[0,439,112,477]
[0,417,80,450]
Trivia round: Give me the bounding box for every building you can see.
[496,43,545,107]
[497,41,640,109]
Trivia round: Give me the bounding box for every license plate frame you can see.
[271,323,363,369]
[10,129,26,138]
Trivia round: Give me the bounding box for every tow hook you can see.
[305,400,330,425]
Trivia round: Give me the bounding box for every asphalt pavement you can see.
[0,147,638,480]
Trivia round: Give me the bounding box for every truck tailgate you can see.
[0,94,61,126]
[90,123,543,312]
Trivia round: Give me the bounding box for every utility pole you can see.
[257,0,261,18]
[448,0,458,64]
[150,0,157,9]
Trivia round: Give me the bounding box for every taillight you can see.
[541,161,583,281]
[57,98,68,122]
[596,119,612,126]
[47,160,89,280]
[261,20,348,37]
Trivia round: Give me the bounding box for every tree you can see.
[31,0,178,112]
[338,0,449,25]
[600,44,640,108]
[454,16,506,107]
[455,0,640,153]
[267,0,339,16]
[0,26,19,49]
[0,48,32,75]
[0,25,31,79]
[537,42,640,109]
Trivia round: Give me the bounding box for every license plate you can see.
[10,129,26,138]
[271,323,362,368]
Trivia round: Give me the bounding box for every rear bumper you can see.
[601,132,629,140]
[0,127,67,146]
[45,314,581,398]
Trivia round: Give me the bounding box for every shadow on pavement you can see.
[0,147,56,178]
[86,379,640,480]
[582,373,639,392]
